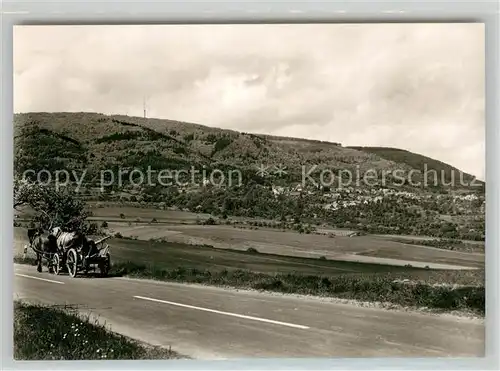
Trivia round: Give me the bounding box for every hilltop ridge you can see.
[13,112,480,190]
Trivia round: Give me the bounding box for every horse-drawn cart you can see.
[52,235,112,278]
[26,211,112,278]
[26,219,113,278]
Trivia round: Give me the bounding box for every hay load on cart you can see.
[57,233,112,278]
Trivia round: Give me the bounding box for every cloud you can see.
[13,23,485,179]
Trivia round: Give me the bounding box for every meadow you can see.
[105,222,484,269]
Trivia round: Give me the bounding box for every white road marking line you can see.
[134,295,310,330]
[15,273,65,285]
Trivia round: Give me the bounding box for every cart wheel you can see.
[66,248,78,278]
[52,254,60,275]
[99,253,110,277]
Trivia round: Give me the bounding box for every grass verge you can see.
[14,254,484,316]
[110,261,484,316]
[14,300,184,360]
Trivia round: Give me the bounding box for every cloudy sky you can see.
[14,24,485,179]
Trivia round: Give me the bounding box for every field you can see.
[15,203,209,224]
[104,222,484,269]
[18,203,357,232]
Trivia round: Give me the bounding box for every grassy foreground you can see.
[14,300,183,360]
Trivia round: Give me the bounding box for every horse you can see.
[28,230,58,273]
[27,227,43,245]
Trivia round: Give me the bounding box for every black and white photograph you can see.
[12,23,485,360]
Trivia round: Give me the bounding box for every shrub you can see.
[203,217,216,225]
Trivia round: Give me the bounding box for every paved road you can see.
[13,264,484,359]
